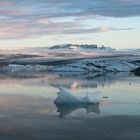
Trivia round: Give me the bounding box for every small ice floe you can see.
[54,88,100,104]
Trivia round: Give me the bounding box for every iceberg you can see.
[54,88,100,104]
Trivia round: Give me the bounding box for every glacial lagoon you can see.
[0,72,140,140]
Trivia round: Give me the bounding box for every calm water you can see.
[0,72,140,140]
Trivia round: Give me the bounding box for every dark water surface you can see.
[0,72,140,140]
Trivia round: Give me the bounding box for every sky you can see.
[0,0,140,49]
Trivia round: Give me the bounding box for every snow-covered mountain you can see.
[48,44,115,51]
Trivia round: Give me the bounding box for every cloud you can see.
[0,0,138,39]
[63,27,135,34]
[2,0,139,18]
[0,1,12,6]
[0,19,134,39]
[0,19,83,39]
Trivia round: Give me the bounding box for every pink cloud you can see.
[0,1,12,6]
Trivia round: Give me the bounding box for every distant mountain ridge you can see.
[48,44,115,51]
[0,44,115,54]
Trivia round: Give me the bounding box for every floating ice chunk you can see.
[54,88,100,104]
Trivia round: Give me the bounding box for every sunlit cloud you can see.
[0,1,12,6]
[0,19,134,39]
[0,0,139,39]
[0,0,139,48]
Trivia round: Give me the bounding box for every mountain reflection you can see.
[55,103,100,118]
[0,72,132,89]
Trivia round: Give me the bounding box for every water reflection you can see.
[0,71,134,88]
[0,71,140,117]
[0,71,140,139]
[55,103,100,118]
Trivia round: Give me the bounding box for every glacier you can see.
[0,56,139,73]
[0,44,140,73]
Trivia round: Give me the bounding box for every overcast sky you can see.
[0,0,140,49]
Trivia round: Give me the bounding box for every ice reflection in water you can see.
[0,71,140,117]
[55,103,100,118]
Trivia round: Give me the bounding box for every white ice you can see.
[54,88,100,104]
